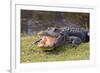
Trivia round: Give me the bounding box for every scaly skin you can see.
[35,27,89,48]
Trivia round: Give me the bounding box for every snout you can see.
[37,31,47,36]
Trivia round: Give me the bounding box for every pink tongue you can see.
[38,36,57,47]
[45,36,57,47]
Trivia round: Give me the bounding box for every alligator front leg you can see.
[68,36,82,47]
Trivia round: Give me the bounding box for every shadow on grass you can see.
[29,43,75,55]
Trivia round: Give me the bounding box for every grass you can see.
[20,35,90,63]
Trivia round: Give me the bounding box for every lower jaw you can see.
[38,44,54,48]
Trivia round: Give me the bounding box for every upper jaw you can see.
[37,30,60,37]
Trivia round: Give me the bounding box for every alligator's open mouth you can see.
[37,31,58,48]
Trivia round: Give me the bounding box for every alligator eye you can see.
[53,28,57,31]
[53,28,60,32]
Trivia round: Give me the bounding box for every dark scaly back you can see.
[60,27,89,42]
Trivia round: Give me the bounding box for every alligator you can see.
[34,27,89,49]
